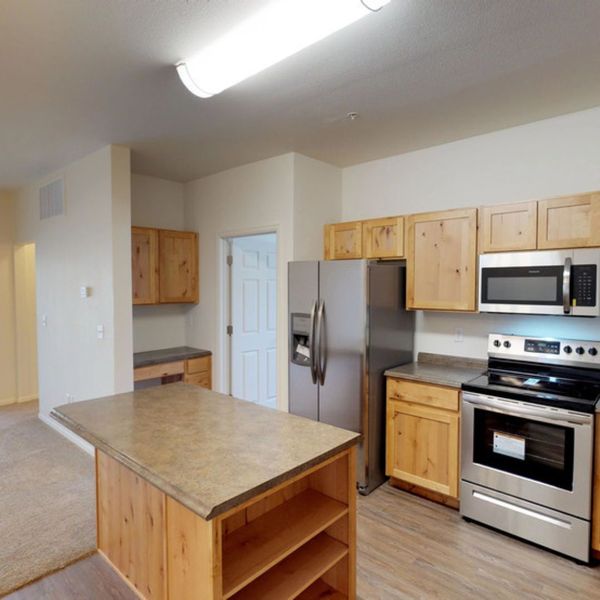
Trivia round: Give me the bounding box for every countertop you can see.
[51,383,360,521]
[133,346,211,369]
[385,352,486,388]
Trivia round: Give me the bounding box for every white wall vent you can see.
[39,178,65,220]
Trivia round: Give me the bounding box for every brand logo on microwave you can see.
[528,270,541,274]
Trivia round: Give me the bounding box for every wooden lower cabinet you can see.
[96,448,356,600]
[386,378,460,501]
[184,355,212,390]
[134,355,212,390]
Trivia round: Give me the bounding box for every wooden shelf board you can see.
[296,579,347,600]
[222,488,348,598]
[230,533,347,600]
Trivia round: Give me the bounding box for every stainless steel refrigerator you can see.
[288,259,414,494]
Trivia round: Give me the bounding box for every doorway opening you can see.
[223,232,277,409]
[13,243,38,405]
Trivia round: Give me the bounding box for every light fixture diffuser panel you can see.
[177,0,390,98]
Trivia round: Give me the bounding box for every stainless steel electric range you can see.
[461,334,600,562]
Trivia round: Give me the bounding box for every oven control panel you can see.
[488,334,600,367]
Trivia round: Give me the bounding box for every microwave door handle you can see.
[563,257,572,314]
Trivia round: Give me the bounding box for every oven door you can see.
[461,392,594,518]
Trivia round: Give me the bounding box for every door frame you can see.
[217,225,280,407]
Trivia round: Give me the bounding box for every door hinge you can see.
[227,325,233,336]
[227,255,233,266]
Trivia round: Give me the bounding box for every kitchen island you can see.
[51,383,359,600]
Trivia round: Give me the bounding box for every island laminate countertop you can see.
[51,383,360,520]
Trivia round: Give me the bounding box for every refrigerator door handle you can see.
[309,300,318,384]
[316,299,327,385]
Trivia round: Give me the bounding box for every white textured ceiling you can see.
[2,0,600,187]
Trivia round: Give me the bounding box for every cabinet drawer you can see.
[186,356,211,375]
[387,378,459,412]
[184,372,211,389]
[134,361,185,382]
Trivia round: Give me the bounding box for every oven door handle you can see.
[462,394,591,426]
[563,256,572,314]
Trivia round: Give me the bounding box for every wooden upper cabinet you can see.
[537,192,600,249]
[159,230,199,304]
[324,221,363,260]
[363,217,404,259]
[479,201,537,253]
[406,208,478,311]
[132,227,159,305]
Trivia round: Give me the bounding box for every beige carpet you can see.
[0,401,96,596]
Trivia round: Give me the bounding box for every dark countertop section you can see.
[385,352,486,388]
[134,346,211,369]
[51,383,360,521]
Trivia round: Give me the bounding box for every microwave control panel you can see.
[572,264,597,307]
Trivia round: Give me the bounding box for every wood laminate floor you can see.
[7,484,600,599]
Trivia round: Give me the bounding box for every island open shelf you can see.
[96,446,356,600]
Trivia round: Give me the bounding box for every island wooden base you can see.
[95,447,356,600]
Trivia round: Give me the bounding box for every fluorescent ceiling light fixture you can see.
[177,0,391,98]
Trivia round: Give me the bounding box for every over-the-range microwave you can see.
[479,249,600,317]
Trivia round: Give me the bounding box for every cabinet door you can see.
[324,222,363,260]
[406,208,478,311]
[479,201,537,252]
[363,217,404,259]
[386,399,459,498]
[132,227,159,305]
[538,192,600,249]
[158,230,199,303]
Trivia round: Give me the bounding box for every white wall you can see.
[13,243,38,402]
[130,173,189,353]
[184,154,295,409]
[15,145,133,418]
[293,154,342,261]
[0,191,17,405]
[342,106,600,358]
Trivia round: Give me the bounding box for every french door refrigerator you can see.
[288,259,414,494]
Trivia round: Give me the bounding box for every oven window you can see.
[481,266,563,305]
[473,409,574,491]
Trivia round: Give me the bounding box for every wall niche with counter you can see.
[132,226,199,305]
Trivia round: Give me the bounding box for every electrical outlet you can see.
[454,328,464,343]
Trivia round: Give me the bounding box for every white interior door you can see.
[231,233,277,408]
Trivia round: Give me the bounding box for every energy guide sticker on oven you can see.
[493,431,526,460]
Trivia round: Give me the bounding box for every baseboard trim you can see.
[0,396,17,407]
[18,394,38,403]
[38,412,94,457]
